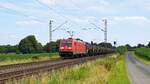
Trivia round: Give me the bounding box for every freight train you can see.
[59,38,115,58]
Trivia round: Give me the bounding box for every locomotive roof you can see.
[61,38,84,43]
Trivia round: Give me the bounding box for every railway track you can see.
[0,55,106,84]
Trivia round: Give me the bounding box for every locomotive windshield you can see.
[61,40,72,47]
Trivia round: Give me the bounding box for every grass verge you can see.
[134,53,150,65]
[135,48,150,60]
[107,55,130,84]
[0,53,59,65]
[134,48,150,65]
[8,54,130,84]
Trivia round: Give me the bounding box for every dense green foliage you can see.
[147,42,150,48]
[0,35,59,54]
[0,45,18,53]
[135,48,150,60]
[137,44,145,48]
[0,35,115,54]
[107,56,130,84]
[98,42,113,48]
[117,46,127,55]
[18,35,43,54]
[43,40,60,53]
[125,44,132,50]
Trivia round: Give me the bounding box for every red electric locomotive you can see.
[59,38,87,58]
[59,38,115,58]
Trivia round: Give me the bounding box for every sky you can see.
[0,0,150,46]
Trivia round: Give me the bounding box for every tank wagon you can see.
[59,38,115,58]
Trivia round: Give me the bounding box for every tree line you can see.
[0,35,59,54]
[125,42,150,51]
[1,35,149,54]
[0,35,115,54]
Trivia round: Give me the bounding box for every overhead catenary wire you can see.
[88,21,105,32]
[70,0,84,10]
[35,0,96,33]
[69,0,103,31]
[1,7,41,22]
[36,0,91,41]
[35,0,86,30]
[69,0,103,33]
[49,20,68,42]
[2,1,43,22]
[88,19,108,43]
[52,21,68,32]
[36,0,108,42]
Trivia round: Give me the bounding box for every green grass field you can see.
[10,54,130,84]
[0,53,59,65]
[134,48,150,64]
[107,55,130,84]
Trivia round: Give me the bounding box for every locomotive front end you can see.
[59,38,73,58]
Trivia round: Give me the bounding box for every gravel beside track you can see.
[0,55,106,84]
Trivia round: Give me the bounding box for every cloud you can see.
[70,16,96,23]
[111,16,149,26]
[0,2,17,9]
[86,0,118,14]
[113,16,147,21]
[16,20,43,26]
[0,2,26,12]
[86,0,150,15]
[37,0,80,10]
[0,2,41,22]
[38,0,57,6]
[87,6,113,14]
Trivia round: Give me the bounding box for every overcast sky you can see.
[0,0,150,46]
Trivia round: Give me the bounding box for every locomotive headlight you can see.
[68,47,72,49]
[60,47,64,49]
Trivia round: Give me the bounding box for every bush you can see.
[135,48,150,60]
[32,56,39,60]
[18,35,43,54]
[117,46,127,55]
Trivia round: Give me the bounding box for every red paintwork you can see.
[59,38,86,54]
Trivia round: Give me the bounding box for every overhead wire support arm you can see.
[88,19,108,43]
[88,21,105,32]
[49,20,68,43]
[52,21,68,32]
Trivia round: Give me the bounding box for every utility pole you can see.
[49,20,68,43]
[103,19,107,43]
[49,20,53,43]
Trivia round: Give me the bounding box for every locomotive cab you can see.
[59,38,73,58]
[60,39,73,52]
[59,38,87,58]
